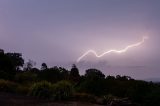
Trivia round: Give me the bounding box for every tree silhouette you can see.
[24,60,36,71]
[85,68,105,80]
[39,66,61,82]
[69,64,80,82]
[0,49,24,79]
[6,53,24,71]
[41,63,48,71]
[59,67,69,80]
[78,68,107,96]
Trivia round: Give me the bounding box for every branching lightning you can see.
[77,36,148,62]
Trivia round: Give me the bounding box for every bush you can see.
[0,79,18,92]
[54,80,73,100]
[29,81,53,99]
[77,79,107,96]
[29,80,73,100]
[16,85,29,94]
[15,72,37,83]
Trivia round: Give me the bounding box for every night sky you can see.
[0,0,160,79]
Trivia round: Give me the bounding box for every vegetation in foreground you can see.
[0,48,160,106]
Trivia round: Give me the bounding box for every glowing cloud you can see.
[77,36,148,62]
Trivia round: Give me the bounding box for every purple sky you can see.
[0,0,160,79]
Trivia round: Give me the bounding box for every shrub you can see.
[15,72,37,83]
[29,80,73,100]
[0,79,18,92]
[77,79,107,96]
[16,85,29,94]
[29,81,53,99]
[54,80,73,100]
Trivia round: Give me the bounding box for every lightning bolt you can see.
[77,36,148,62]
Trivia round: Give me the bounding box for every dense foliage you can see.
[0,48,160,105]
[54,81,73,100]
[29,81,53,99]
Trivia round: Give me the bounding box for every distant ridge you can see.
[145,78,160,82]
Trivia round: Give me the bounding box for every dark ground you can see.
[0,92,103,106]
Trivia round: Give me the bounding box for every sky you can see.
[0,0,160,79]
